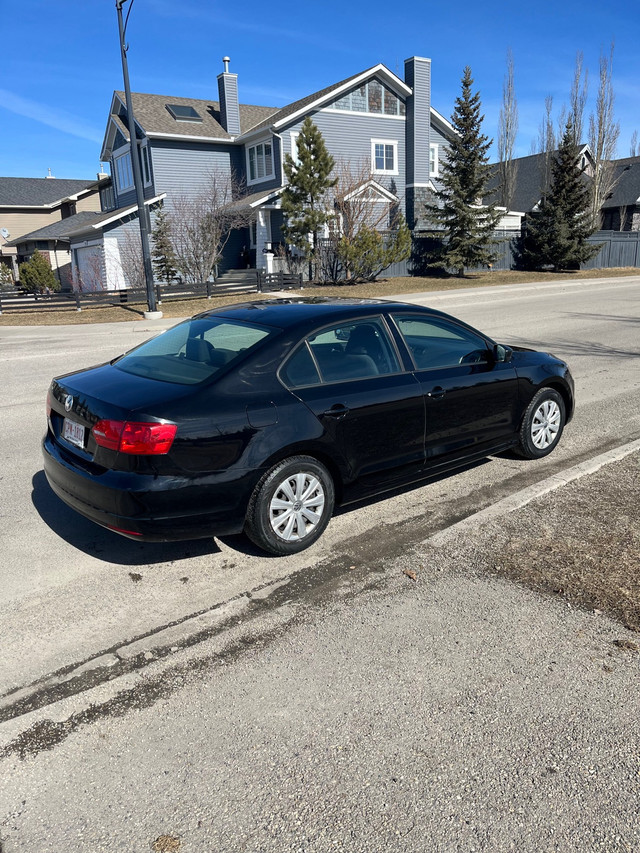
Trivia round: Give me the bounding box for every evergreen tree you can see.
[281,117,336,278]
[19,250,59,293]
[518,120,599,270]
[424,67,501,276]
[337,215,411,282]
[151,205,179,284]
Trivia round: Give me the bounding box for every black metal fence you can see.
[256,271,304,292]
[0,276,259,315]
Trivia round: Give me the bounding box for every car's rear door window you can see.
[114,317,274,385]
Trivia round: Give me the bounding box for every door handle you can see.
[323,403,350,418]
[427,386,446,399]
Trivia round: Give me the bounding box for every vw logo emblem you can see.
[64,395,74,412]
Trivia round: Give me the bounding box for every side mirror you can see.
[493,344,513,363]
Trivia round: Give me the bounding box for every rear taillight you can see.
[46,389,52,419]
[92,420,177,455]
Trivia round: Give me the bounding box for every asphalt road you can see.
[0,276,639,851]
[0,276,638,696]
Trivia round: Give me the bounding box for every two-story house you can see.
[62,55,454,290]
[0,175,103,285]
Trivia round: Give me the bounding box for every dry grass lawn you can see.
[0,267,636,326]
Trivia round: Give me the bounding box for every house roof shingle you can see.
[8,212,103,244]
[0,177,98,207]
[484,152,551,212]
[601,156,640,208]
[115,91,278,140]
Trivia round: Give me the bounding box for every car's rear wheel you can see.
[515,388,566,459]
[244,456,335,555]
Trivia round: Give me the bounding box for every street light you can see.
[115,0,161,318]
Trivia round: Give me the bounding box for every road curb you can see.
[429,438,640,546]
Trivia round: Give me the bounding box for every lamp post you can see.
[115,0,161,318]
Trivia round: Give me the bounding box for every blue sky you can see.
[1,0,637,180]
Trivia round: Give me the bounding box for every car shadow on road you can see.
[31,471,222,566]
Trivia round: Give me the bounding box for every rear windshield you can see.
[114,316,275,385]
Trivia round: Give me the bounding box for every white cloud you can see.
[0,90,102,143]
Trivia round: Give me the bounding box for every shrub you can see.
[19,250,59,294]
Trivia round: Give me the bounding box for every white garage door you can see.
[75,245,104,292]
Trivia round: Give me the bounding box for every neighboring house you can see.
[599,156,640,231]
[0,175,104,284]
[61,56,454,289]
[482,146,640,233]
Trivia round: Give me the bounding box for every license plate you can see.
[63,418,85,449]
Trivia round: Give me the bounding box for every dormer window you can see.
[166,104,203,122]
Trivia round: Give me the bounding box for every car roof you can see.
[195,297,445,329]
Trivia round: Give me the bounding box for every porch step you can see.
[216,269,259,284]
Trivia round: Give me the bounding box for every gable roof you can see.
[7,212,104,244]
[244,64,414,138]
[103,61,439,152]
[601,156,640,208]
[0,177,99,208]
[484,146,592,212]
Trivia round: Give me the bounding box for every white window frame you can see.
[430,144,439,177]
[141,143,152,186]
[289,131,300,166]
[114,150,133,192]
[371,139,398,176]
[247,139,275,185]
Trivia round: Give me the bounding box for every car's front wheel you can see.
[516,388,566,459]
[244,456,335,555]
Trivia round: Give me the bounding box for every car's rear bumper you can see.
[42,434,259,541]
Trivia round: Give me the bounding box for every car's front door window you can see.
[392,316,490,369]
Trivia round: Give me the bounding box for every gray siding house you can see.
[63,56,454,289]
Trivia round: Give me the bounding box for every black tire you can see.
[244,456,335,555]
[515,388,566,459]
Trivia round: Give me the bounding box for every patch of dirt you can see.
[487,453,640,632]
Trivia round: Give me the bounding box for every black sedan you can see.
[43,298,574,555]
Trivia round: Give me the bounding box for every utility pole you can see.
[115,0,161,317]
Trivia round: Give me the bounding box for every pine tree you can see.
[518,120,599,271]
[19,250,59,293]
[424,67,501,276]
[281,117,336,278]
[151,205,179,284]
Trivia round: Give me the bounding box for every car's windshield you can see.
[114,316,275,385]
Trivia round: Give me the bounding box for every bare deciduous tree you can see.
[532,95,557,195]
[118,231,145,290]
[497,48,518,209]
[630,130,638,157]
[588,43,620,228]
[320,159,404,282]
[169,171,254,283]
[568,51,588,145]
[69,250,105,292]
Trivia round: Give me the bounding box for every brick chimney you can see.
[217,56,241,136]
[404,56,432,229]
